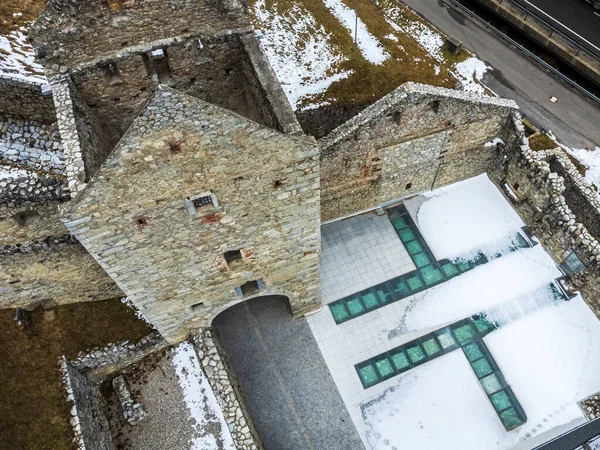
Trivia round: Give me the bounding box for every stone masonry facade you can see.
[319,82,518,221]
[3,1,600,448]
[61,87,321,344]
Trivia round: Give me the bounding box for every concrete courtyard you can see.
[213,174,600,450]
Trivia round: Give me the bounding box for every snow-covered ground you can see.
[453,57,491,94]
[323,0,389,65]
[566,146,600,198]
[364,296,600,450]
[0,25,45,83]
[384,6,444,62]
[414,174,524,260]
[310,174,600,450]
[172,342,236,450]
[252,0,350,110]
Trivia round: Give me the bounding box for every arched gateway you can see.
[211,295,364,450]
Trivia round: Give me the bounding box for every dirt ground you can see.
[0,299,151,450]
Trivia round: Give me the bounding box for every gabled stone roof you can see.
[321,82,519,149]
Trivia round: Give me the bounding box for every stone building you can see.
[0,0,598,378]
[2,0,600,448]
[61,87,321,343]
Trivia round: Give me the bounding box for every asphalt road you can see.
[399,0,600,149]
[213,296,365,450]
[523,0,600,49]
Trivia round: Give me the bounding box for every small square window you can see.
[193,196,213,208]
[190,302,205,311]
[187,193,218,215]
[235,279,264,297]
[224,249,242,264]
[560,249,586,276]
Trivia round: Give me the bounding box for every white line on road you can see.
[522,0,600,52]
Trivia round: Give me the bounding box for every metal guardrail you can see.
[507,0,600,60]
[447,0,600,105]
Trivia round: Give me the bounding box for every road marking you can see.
[595,11,600,18]
[521,0,600,53]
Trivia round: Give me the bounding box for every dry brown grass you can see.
[0,299,151,450]
[249,0,466,108]
[0,0,46,34]
[528,132,558,151]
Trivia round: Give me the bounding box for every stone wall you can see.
[296,101,374,139]
[0,168,70,217]
[0,116,64,172]
[193,329,263,450]
[31,0,249,69]
[51,75,112,193]
[60,357,116,450]
[0,234,123,310]
[71,331,167,383]
[320,83,518,221]
[239,33,303,135]
[66,32,262,149]
[0,75,55,123]
[62,87,321,344]
[489,113,600,315]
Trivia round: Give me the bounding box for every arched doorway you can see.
[212,295,364,450]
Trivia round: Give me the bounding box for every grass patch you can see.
[249,0,467,109]
[0,0,46,34]
[528,132,558,151]
[0,299,152,450]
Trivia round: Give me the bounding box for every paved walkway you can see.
[213,296,365,450]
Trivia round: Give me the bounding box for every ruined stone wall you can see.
[239,33,303,135]
[31,0,249,69]
[0,170,70,217]
[0,75,55,123]
[193,329,263,450]
[488,114,600,315]
[0,116,64,172]
[63,32,287,153]
[51,76,113,193]
[296,101,374,139]
[62,88,321,344]
[0,234,124,310]
[61,358,116,450]
[320,83,518,221]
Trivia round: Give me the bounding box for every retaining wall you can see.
[0,75,55,123]
[474,0,600,85]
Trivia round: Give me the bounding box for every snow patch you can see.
[485,137,505,147]
[0,26,46,83]
[405,245,563,332]
[384,10,444,61]
[486,297,600,443]
[0,165,30,180]
[252,0,351,110]
[416,174,524,260]
[323,0,389,64]
[566,146,600,197]
[172,342,236,450]
[453,57,490,93]
[363,352,508,449]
